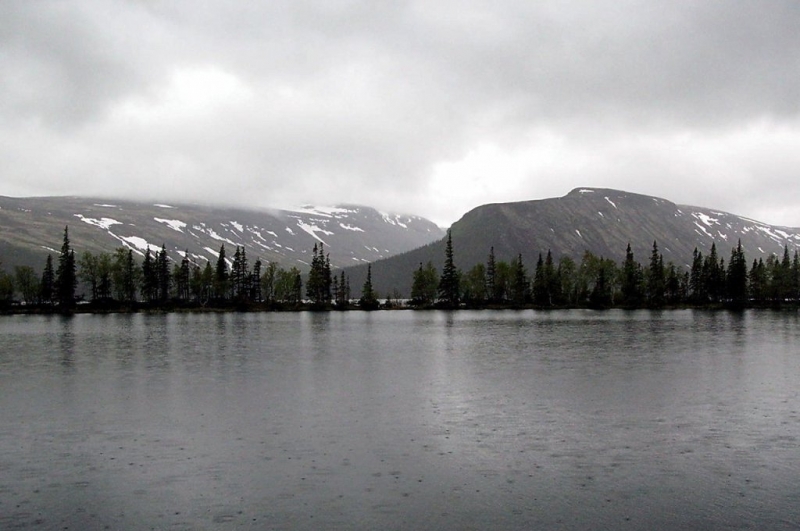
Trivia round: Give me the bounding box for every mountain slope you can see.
[0,196,444,271]
[347,188,800,297]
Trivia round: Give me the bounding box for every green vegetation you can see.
[1,225,799,313]
[406,236,800,310]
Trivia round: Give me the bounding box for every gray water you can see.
[1,310,799,530]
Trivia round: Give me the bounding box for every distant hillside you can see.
[346,188,800,297]
[0,196,444,272]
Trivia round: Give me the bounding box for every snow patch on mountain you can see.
[154,217,187,233]
[120,236,160,253]
[693,213,718,226]
[339,223,365,232]
[75,214,122,230]
[293,205,356,218]
[296,221,334,244]
[694,222,713,238]
[380,212,411,228]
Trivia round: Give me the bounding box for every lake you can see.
[1,310,799,530]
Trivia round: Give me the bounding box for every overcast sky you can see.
[2,1,800,227]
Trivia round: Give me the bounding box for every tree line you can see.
[0,227,377,312]
[2,226,799,312]
[411,231,800,309]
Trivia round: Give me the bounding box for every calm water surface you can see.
[1,310,799,530]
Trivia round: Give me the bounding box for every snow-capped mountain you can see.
[0,196,445,271]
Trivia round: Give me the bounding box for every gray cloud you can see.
[2,0,800,227]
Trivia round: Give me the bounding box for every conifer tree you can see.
[511,253,529,306]
[437,230,459,307]
[647,241,665,307]
[664,263,682,304]
[486,247,497,303]
[779,245,792,302]
[543,250,559,305]
[726,240,748,305]
[157,244,170,302]
[251,258,263,302]
[689,248,705,304]
[214,245,229,300]
[230,246,242,298]
[55,226,77,309]
[306,243,330,306]
[703,243,723,303]
[141,249,156,302]
[175,252,191,301]
[333,270,350,308]
[532,253,547,306]
[359,264,379,309]
[41,254,55,305]
[324,253,332,304]
[621,243,643,307]
[291,268,303,305]
[589,262,612,308]
[748,258,766,303]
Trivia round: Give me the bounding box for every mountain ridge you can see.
[0,195,445,272]
[343,187,800,297]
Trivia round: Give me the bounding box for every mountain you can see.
[346,188,800,297]
[0,196,444,272]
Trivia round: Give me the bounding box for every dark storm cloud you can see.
[2,0,799,226]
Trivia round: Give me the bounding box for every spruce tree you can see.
[124,249,137,302]
[437,230,459,307]
[726,240,748,305]
[306,243,330,306]
[252,258,263,302]
[486,247,497,303]
[689,248,705,304]
[703,243,722,303]
[589,261,611,308]
[157,244,170,302]
[532,253,546,306]
[214,245,229,301]
[175,252,191,301]
[359,264,379,310]
[55,226,77,310]
[511,253,529,306]
[141,249,156,302]
[621,243,642,307]
[41,254,55,305]
[647,241,665,307]
[543,250,559,305]
[335,270,350,308]
[230,246,242,298]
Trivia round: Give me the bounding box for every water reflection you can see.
[0,310,799,530]
[57,314,76,370]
